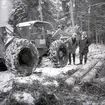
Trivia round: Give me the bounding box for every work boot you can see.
[68,62,71,65]
[73,54,75,65]
[84,58,87,64]
[84,54,87,64]
[79,60,82,64]
[68,53,71,65]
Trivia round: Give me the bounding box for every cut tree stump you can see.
[65,59,98,86]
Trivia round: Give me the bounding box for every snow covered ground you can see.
[0,43,105,92]
[0,43,105,105]
[36,44,105,77]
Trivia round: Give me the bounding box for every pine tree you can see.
[8,0,57,30]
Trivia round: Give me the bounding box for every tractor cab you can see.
[16,20,54,49]
[16,20,54,57]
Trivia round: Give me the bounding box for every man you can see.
[66,33,78,65]
[79,31,91,64]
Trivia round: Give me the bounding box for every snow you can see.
[14,92,35,105]
[35,44,105,79]
[36,65,80,77]
[0,43,105,92]
[30,74,44,82]
[88,44,105,60]
[16,21,36,27]
[42,80,59,87]
[0,71,15,92]
[14,76,34,87]
[0,43,104,105]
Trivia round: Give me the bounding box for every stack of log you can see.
[1,58,105,104]
[65,59,105,94]
[65,59,99,86]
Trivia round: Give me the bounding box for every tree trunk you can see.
[65,59,98,86]
[81,60,104,83]
[93,77,105,84]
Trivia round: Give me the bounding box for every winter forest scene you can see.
[0,0,105,105]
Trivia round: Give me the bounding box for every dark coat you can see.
[79,37,91,54]
[65,38,78,54]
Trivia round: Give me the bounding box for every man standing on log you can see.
[79,31,91,64]
[66,33,78,65]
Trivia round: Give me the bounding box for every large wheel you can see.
[49,40,69,68]
[5,38,39,76]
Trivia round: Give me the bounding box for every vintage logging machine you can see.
[0,20,69,76]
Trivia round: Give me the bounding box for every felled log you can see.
[96,62,105,77]
[12,74,46,92]
[65,59,98,86]
[81,60,104,83]
[12,75,59,91]
[5,75,59,105]
[12,77,36,92]
[93,77,105,84]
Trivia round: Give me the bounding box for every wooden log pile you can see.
[81,60,104,84]
[1,58,105,104]
[65,59,105,94]
[65,59,98,86]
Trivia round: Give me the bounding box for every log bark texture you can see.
[65,59,98,86]
[81,60,104,83]
[93,77,105,83]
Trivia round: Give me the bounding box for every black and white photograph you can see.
[0,0,105,104]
